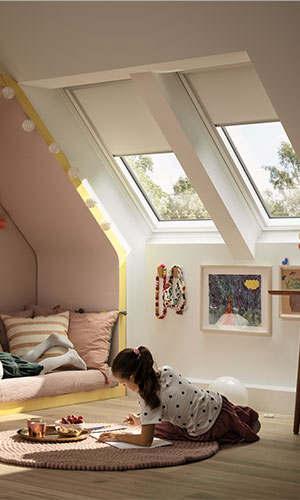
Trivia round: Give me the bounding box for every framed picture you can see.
[200,266,272,336]
[280,265,300,319]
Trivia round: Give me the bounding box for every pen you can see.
[87,425,114,431]
[87,425,126,431]
[123,413,140,424]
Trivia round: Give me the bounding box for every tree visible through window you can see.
[117,153,210,221]
[219,122,300,218]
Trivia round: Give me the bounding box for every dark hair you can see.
[112,346,160,409]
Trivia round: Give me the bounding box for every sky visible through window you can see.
[116,153,210,221]
[218,122,300,217]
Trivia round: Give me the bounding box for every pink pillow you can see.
[67,311,119,380]
[0,310,33,352]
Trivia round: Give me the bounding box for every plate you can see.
[17,426,89,443]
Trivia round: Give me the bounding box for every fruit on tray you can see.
[60,415,84,424]
[55,415,85,431]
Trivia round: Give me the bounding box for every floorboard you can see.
[0,396,299,500]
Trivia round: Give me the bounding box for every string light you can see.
[22,120,35,132]
[1,87,14,99]
[48,142,61,154]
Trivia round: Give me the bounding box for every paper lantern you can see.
[68,166,80,178]
[2,87,14,99]
[208,376,248,405]
[22,120,35,132]
[100,220,111,231]
[85,198,97,208]
[0,218,7,229]
[48,142,61,154]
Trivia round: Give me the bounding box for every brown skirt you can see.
[154,396,260,445]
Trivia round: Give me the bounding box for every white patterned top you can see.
[139,365,222,436]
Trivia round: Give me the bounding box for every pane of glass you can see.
[117,153,210,221]
[219,122,300,218]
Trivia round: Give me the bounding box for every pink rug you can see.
[0,426,219,471]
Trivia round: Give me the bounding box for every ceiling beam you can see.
[131,72,261,260]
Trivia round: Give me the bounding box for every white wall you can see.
[20,85,300,414]
[145,241,300,413]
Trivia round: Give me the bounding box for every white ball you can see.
[208,376,248,405]
[22,119,35,132]
[48,142,61,154]
[2,86,15,99]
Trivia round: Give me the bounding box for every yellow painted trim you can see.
[0,74,126,356]
[0,385,126,416]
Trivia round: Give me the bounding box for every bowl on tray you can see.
[55,415,85,432]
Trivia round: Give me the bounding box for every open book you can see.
[89,425,172,449]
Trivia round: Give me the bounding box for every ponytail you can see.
[112,346,160,409]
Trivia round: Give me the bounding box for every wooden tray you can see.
[17,426,89,443]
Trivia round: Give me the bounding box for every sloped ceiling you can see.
[0,87,119,309]
[0,1,299,258]
[1,1,298,175]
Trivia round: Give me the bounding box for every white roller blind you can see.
[185,64,278,125]
[72,80,170,155]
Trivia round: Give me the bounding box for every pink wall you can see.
[0,92,119,312]
[0,204,36,312]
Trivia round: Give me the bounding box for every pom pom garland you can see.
[155,264,167,319]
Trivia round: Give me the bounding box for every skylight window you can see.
[217,122,300,218]
[115,153,210,221]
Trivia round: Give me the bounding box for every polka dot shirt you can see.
[139,365,222,436]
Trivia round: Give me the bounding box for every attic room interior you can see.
[0,1,299,499]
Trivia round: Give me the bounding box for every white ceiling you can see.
[0,2,299,157]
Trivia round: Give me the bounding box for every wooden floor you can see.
[0,395,299,500]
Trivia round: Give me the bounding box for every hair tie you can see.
[133,347,140,356]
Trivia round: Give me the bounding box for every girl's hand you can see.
[124,413,140,426]
[97,431,120,442]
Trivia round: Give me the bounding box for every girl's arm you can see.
[98,424,155,447]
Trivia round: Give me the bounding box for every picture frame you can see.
[279,265,300,319]
[200,265,272,336]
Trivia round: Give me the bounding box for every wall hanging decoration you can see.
[1,86,14,99]
[48,142,62,154]
[21,119,35,132]
[200,265,272,335]
[163,265,187,315]
[155,264,167,319]
[279,265,300,319]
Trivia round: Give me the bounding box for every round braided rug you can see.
[0,428,219,471]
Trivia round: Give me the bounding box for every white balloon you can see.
[22,119,35,132]
[208,376,248,405]
[48,142,61,154]
[2,87,14,99]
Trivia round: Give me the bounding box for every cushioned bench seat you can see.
[0,369,118,404]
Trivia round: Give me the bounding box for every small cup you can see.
[27,418,43,437]
[30,421,46,439]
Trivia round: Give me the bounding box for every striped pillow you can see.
[0,311,70,361]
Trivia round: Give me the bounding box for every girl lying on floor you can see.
[98,346,261,447]
[0,332,86,379]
